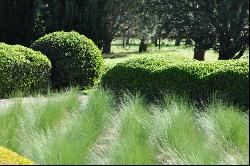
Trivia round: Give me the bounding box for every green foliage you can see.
[151,96,220,164]
[31,31,104,89]
[0,99,24,151]
[206,61,249,107]
[108,95,156,165]
[212,0,249,60]
[150,95,249,165]
[0,0,38,46]
[205,100,249,157]
[101,55,249,107]
[0,89,248,165]
[0,89,113,165]
[0,43,51,98]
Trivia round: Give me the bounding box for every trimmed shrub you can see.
[101,55,249,107]
[31,31,104,89]
[206,61,249,107]
[0,43,51,98]
[0,147,35,165]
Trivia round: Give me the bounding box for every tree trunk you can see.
[158,30,162,50]
[126,38,130,45]
[185,39,193,46]
[122,37,126,48]
[175,38,182,46]
[154,38,158,47]
[139,38,148,53]
[194,46,205,61]
[159,37,161,50]
[218,50,235,60]
[151,36,158,47]
[103,39,112,54]
[218,52,232,60]
[233,47,246,59]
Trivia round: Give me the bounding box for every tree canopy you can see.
[0,0,249,59]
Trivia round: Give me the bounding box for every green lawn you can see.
[104,40,249,70]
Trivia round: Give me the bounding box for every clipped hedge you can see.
[206,61,249,107]
[101,54,249,107]
[0,147,35,165]
[31,31,104,89]
[0,43,51,98]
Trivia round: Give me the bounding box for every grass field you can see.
[0,89,249,165]
[104,39,249,70]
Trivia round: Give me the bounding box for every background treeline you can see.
[0,0,106,48]
[0,0,249,60]
[0,0,143,54]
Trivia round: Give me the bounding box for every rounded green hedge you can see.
[101,55,249,107]
[206,61,249,107]
[31,31,104,89]
[0,43,51,98]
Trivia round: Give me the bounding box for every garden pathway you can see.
[0,95,89,111]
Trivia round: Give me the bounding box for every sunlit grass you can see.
[104,40,249,71]
[150,96,220,164]
[18,90,113,165]
[107,95,156,165]
[0,89,248,165]
[200,99,249,164]
[0,99,24,151]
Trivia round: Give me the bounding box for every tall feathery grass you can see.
[19,89,113,165]
[107,95,156,165]
[0,99,24,151]
[0,89,248,165]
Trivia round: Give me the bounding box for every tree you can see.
[39,1,97,42]
[211,0,249,60]
[98,0,144,54]
[144,0,216,61]
[0,0,39,46]
[169,0,216,61]
[145,0,249,60]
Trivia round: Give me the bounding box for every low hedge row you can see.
[101,55,249,107]
[206,61,249,107]
[0,147,35,165]
[0,43,51,98]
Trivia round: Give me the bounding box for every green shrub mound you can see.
[206,61,249,107]
[0,43,51,98]
[101,55,249,107]
[31,31,104,89]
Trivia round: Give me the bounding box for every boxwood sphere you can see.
[0,43,51,98]
[31,31,104,89]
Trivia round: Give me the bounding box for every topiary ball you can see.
[31,31,104,89]
[0,43,51,98]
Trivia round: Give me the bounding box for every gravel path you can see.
[0,99,14,110]
[0,95,89,111]
[89,114,120,165]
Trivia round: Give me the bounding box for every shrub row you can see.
[101,55,249,107]
[0,147,35,165]
[0,43,51,98]
[31,31,104,89]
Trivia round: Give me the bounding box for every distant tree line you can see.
[0,0,143,54]
[145,0,249,60]
[0,0,249,60]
